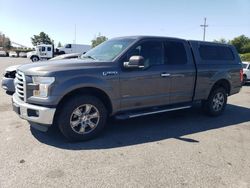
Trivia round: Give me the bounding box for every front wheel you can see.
[57,95,107,141]
[242,75,247,85]
[31,56,39,62]
[203,87,227,116]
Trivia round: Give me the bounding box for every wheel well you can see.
[56,87,113,115]
[31,55,39,59]
[211,79,231,95]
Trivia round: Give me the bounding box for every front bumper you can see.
[1,77,15,92]
[12,93,56,125]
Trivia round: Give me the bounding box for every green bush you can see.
[240,53,250,62]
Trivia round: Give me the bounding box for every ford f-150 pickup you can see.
[12,36,243,141]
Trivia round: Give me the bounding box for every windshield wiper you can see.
[81,55,96,60]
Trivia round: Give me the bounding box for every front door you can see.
[39,46,53,59]
[65,44,72,53]
[119,40,171,110]
[39,46,47,58]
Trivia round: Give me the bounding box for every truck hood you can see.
[5,64,21,72]
[243,68,248,73]
[18,59,113,76]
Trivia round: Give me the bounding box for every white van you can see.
[56,44,91,54]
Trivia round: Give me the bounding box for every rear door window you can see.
[199,45,235,61]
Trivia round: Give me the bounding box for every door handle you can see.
[161,73,171,77]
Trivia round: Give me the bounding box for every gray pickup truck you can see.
[12,36,243,141]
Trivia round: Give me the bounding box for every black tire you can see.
[60,51,65,55]
[6,91,15,95]
[57,95,107,142]
[203,87,227,116]
[31,56,39,62]
[242,75,247,85]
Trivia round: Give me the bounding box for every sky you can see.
[0,0,250,47]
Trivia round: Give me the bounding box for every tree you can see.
[3,39,11,49]
[0,32,12,50]
[242,43,250,54]
[31,32,54,46]
[91,34,108,48]
[240,53,250,61]
[57,42,62,47]
[230,35,250,54]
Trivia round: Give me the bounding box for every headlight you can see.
[32,76,55,98]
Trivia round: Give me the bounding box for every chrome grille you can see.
[15,71,26,101]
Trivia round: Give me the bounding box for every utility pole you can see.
[74,24,76,44]
[74,24,76,52]
[200,17,208,41]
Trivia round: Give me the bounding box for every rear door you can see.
[164,39,196,104]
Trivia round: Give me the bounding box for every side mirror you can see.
[124,56,145,69]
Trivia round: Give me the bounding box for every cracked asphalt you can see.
[0,57,250,188]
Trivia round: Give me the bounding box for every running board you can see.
[115,106,192,120]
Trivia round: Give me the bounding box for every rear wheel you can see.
[57,95,107,141]
[203,87,227,116]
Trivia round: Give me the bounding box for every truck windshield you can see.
[81,39,136,61]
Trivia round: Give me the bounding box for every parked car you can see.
[11,36,242,141]
[9,51,18,57]
[1,65,20,93]
[242,61,250,84]
[19,52,27,58]
[1,53,81,93]
[0,50,7,57]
